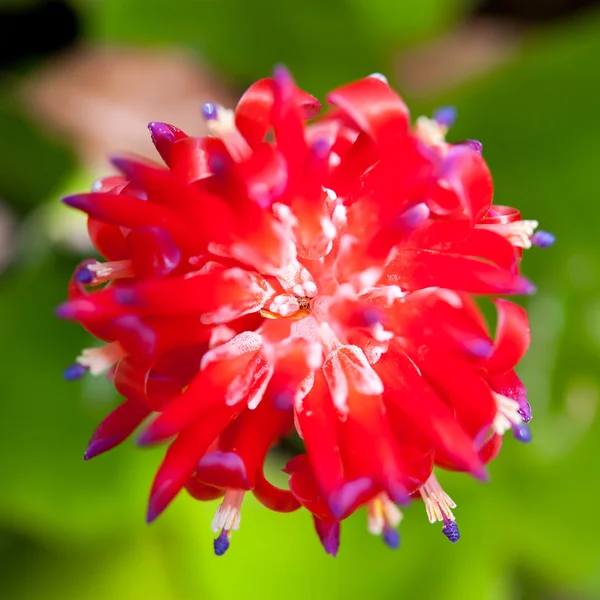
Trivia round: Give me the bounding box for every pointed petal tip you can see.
[148,121,176,140]
[516,277,536,295]
[83,437,118,461]
[136,428,161,447]
[328,478,373,519]
[61,194,85,209]
[55,302,76,320]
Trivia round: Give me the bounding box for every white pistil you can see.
[493,392,523,435]
[76,341,127,376]
[204,105,251,161]
[419,474,457,524]
[87,259,134,284]
[367,494,403,536]
[211,489,245,533]
[477,220,539,249]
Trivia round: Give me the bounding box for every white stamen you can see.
[419,474,457,524]
[204,105,251,161]
[493,392,523,435]
[86,260,134,284]
[477,220,539,249]
[211,489,245,533]
[367,494,403,535]
[414,116,448,147]
[76,342,127,376]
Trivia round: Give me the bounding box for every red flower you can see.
[58,68,553,556]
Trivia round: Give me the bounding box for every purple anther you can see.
[360,307,382,327]
[201,102,218,121]
[433,106,457,128]
[382,526,400,550]
[531,230,555,248]
[442,519,460,543]
[75,266,94,285]
[311,138,331,160]
[512,423,532,443]
[213,530,230,556]
[63,363,88,381]
[464,139,483,154]
[208,153,227,175]
[273,389,295,411]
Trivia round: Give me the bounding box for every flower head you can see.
[58,68,552,556]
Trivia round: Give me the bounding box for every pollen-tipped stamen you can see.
[77,260,135,286]
[493,392,527,437]
[74,342,127,376]
[419,474,457,524]
[367,494,403,549]
[478,220,540,249]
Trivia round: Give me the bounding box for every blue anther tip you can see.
[75,267,94,284]
[382,527,401,550]
[531,230,555,248]
[213,530,230,556]
[201,102,218,121]
[433,106,457,128]
[63,363,88,381]
[442,520,460,543]
[512,423,532,443]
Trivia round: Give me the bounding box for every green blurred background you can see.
[1,1,599,598]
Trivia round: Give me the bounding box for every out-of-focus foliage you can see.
[1,1,599,599]
[83,0,468,95]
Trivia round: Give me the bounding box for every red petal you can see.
[419,351,497,443]
[375,346,486,478]
[253,467,301,513]
[327,77,410,153]
[84,398,150,460]
[146,401,242,522]
[296,370,345,502]
[126,226,181,279]
[63,193,202,255]
[485,299,530,376]
[87,218,129,261]
[383,249,535,295]
[235,77,321,146]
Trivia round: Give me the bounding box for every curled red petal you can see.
[486,299,531,376]
[253,467,301,513]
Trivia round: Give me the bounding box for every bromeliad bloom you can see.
[58,68,553,556]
